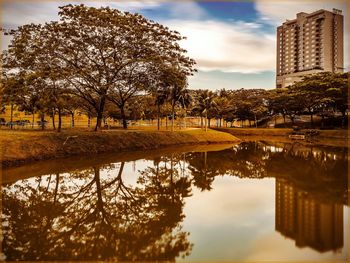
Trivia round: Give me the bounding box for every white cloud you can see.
[163,19,276,73]
[89,0,161,12]
[2,1,161,28]
[168,1,207,20]
[1,1,161,50]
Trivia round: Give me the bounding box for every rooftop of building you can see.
[281,8,343,26]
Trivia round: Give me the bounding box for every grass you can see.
[0,128,240,168]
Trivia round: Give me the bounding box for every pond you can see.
[1,141,348,261]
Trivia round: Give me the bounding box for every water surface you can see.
[1,141,348,261]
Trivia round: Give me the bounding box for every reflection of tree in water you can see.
[186,142,347,204]
[2,141,348,260]
[2,161,192,261]
[186,142,269,191]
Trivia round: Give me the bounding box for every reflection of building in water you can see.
[275,178,343,252]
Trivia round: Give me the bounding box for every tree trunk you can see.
[88,113,91,128]
[52,109,56,130]
[290,115,295,125]
[310,113,313,128]
[94,95,106,131]
[341,111,345,128]
[165,114,168,130]
[200,116,203,129]
[171,104,175,132]
[205,111,208,132]
[184,107,187,129]
[71,111,75,128]
[10,103,14,130]
[157,104,160,131]
[208,118,211,128]
[32,112,35,129]
[283,114,286,127]
[255,114,258,128]
[57,108,62,132]
[41,114,45,130]
[120,104,128,129]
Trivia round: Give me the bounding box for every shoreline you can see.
[0,129,240,168]
[214,128,348,148]
[1,127,348,169]
[2,143,236,184]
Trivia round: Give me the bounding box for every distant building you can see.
[275,178,343,253]
[276,8,344,88]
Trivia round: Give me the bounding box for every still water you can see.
[1,141,348,261]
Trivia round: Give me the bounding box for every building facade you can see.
[276,8,344,88]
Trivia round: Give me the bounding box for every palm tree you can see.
[193,90,217,132]
[154,88,169,130]
[214,93,231,127]
[178,89,192,129]
[169,85,191,131]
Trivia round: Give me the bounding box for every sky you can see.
[1,0,349,90]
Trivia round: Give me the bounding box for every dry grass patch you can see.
[1,128,239,168]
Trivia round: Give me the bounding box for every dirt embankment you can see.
[214,128,348,147]
[0,129,240,168]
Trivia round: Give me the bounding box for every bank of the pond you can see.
[214,128,348,147]
[0,129,240,168]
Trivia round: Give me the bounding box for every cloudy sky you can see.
[1,0,348,90]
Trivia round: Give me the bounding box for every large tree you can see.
[2,4,196,131]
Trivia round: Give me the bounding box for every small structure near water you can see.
[289,127,319,140]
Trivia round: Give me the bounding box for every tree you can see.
[0,72,26,129]
[193,90,217,131]
[2,4,196,131]
[14,73,43,129]
[167,70,191,132]
[214,89,232,127]
[154,87,170,130]
[286,72,348,128]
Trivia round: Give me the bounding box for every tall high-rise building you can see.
[276,8,344,88]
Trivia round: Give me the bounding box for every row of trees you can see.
[1,5,347,132]
[2,70,347,131]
